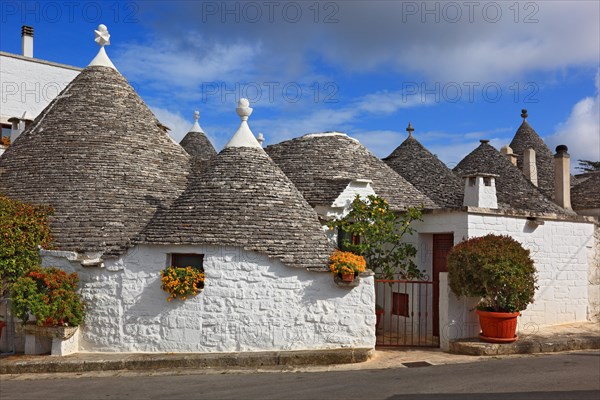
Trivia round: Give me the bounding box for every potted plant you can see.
[447,234,537,343]
[160,266,205,301]
[329,250,367,282]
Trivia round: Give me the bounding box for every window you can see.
[483,177,492,186]
[170,253,204,271]
[468,177,476,187]
[1,124,11,141]
[337,228,360,251]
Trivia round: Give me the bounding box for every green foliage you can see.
[11,266,85,326]
[327,195,423,280]
[576,159,600,173]
[0,196,53,297]
[447,234,537,313]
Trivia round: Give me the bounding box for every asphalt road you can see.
[1,351,599,400]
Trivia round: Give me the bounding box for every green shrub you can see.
[447,234,537,313]
[327,195,423,279]
[11,266,85,326]
[0,196,53,297]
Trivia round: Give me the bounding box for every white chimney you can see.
[554,145,571,210]
[8,117,21,142]
[256,132,265,147]
[463,173,499,209]
[21,25,34,58]
[500,145,517,166]
[523,148,537,186]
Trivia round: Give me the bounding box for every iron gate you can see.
[375,277,439,347]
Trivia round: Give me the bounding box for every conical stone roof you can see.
[141,100,332,271]
[509,110,555,199]
[179,111,217,161]
[0,65,191,257]
[384,126,463,208]
[180,132,216,160]
[266,133,437,211]
[454,141,570,215]
[571,172,600,211]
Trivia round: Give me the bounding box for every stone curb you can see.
[449,335,600,356]
[0,348,373,375]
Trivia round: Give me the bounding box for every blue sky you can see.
[1,1,598,170]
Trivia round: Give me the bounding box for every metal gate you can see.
[375,277,439,347]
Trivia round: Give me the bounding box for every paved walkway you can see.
[1,321,598,376]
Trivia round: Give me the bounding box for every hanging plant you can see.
[160,266,204,301]
[329,250,366,281]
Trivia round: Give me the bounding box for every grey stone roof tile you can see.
[571,172,600,210]
[509,118,555,199]
[141,146,333,271]
[0,66,191,257]
[179,131,217,160]
[453,142,571,215]
[384,136,463,208]
[265,133,437,211]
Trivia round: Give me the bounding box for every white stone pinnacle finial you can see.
[257,132,265,146]
[89,23,117,70]
[189,110,204,133]
[224,99,262,149]
[236,98,253,121]
[95,24,110,47]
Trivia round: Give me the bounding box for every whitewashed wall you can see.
[315,180,376,246]
[467,214,594,327]
[588,224,600,321]
[0,54,80,124]
[42,245,375,353]
[409,211,595,347]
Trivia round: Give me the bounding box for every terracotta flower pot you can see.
[341,273,355,282]
[477,309,520,343]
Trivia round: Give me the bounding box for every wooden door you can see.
[432,234,454,337]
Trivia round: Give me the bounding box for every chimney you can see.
[500,145,517,166]
[523,148,537,186]
[462,173,499,209]
[554,145,571,210]
[8,117,21,143]
[256,132,265,147]
[21,25,34,58]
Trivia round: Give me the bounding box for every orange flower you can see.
[160,266,205,301]
[329,250,366,275]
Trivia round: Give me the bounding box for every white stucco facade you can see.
[42,245,375,353]
[406,209,596,349]
[0,52,80,136]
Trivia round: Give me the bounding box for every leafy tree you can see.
[0,196,53,298]
[576,159,600,173]
[327,195,423,280]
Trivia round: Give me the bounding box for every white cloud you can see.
[114,37,260,88]
[547,71,600,171]
[143,1,599,84]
